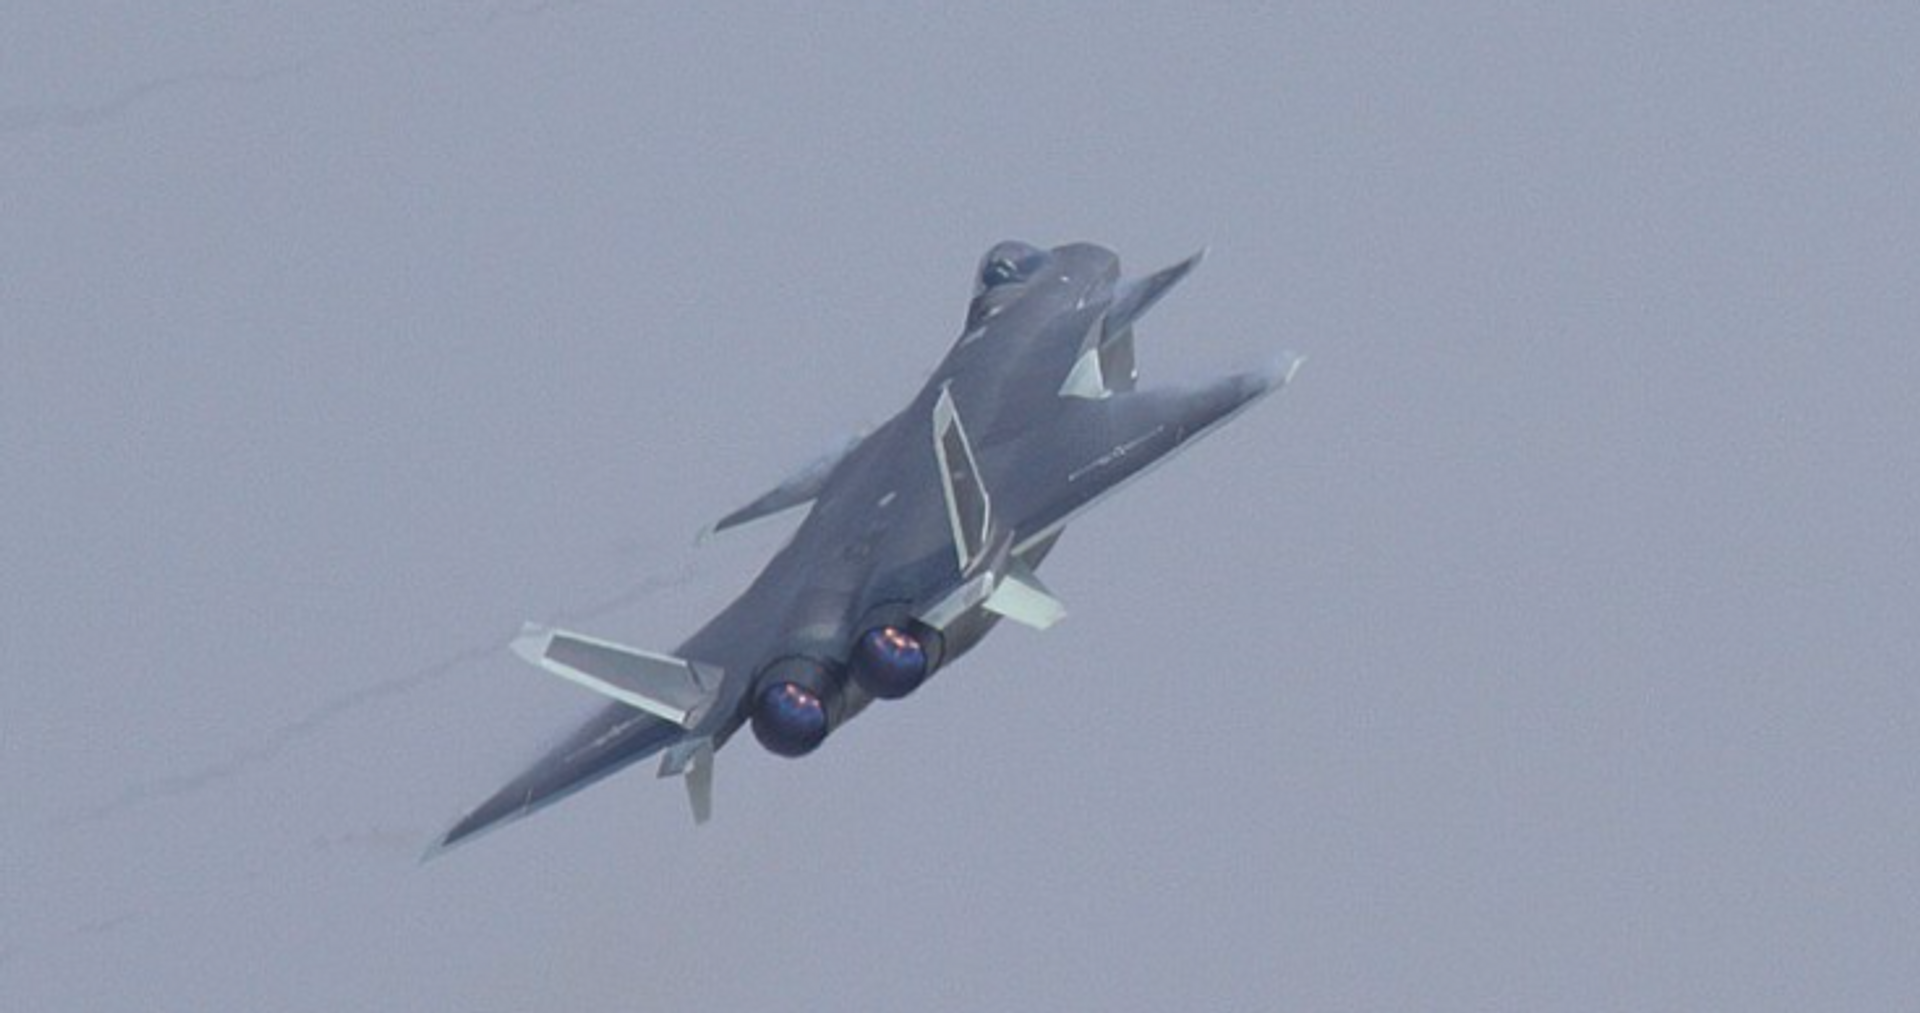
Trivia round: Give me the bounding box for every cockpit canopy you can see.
[973,240,1050,296]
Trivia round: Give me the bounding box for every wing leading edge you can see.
[1018,354,1306,558]
[428,703,684,857]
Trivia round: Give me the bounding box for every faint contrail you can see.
[75,912,139,937]
[24,545,703,974]
[57,555,701,828]
[416,0,605,39]
[1,1,600,136]
[307,826,422,857]
[0,61,317,135]
[56,642,499,828]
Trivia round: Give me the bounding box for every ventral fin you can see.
[982,560,1066,630]
[659,736,716,825]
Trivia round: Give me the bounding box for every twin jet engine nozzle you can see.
[749,622,946,756]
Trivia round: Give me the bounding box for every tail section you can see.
[511,624,721,729]
[430,628,730,856]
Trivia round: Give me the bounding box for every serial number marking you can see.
[1068,425,1166,483]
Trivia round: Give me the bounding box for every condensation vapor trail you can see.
[56,555,702,829]
[0,1,601,135]
[0,61,317,134]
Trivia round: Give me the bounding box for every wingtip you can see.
[1278,351,1306,385]
[424,792,527,861]
[422,814,482,862]
[420,821,477,864]
[1241,351,1306,396]
[509,622,551,665]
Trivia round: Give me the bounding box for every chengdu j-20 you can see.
[434,240,1302,852]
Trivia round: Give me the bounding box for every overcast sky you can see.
[5,3,1917,1009]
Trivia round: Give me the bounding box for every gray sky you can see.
[5,3,1917,1009]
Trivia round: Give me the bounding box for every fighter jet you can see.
[432,240,1302,853]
